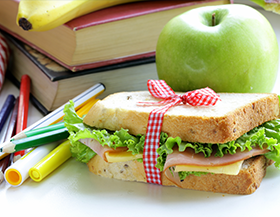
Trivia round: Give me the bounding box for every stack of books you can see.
[0,0,230,114]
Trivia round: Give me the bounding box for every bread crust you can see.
[84,92,279,143]
[87,155,271,195]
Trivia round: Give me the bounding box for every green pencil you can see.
[11,122,66,140]
[0,128,69,153]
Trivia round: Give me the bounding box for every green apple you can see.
[156,4,279,93]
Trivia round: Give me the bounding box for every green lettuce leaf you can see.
[178,171,209,180]
[155,121,280,171]
[63,100,86,132]
[156,136,181,171]
[63,101,96,163]
[64,100,280,171]
[69,127,144,150]
[64,100,148,163]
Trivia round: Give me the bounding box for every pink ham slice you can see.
[80,137,269,187]
[163,147,269,188]
[79,138,128,162]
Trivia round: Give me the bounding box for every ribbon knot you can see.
[138,80,220,185]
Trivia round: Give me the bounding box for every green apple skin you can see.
[156,4,279,93]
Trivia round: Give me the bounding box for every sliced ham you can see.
[164,147,269,169]
[163,147,269,188]
[80,137,269,188]
[79,138,128,162]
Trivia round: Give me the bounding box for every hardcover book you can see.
[4,33,157,114]
[0,0,231,71]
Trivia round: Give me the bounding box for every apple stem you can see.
[212,13,216,26]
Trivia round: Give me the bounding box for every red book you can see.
[0,0,230,72]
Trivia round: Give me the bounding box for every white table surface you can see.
[1,2,280,217]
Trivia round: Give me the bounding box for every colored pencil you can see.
[0,128,69,153]
[0,94,15,133]
[15,75,31,156]
[0,154,12,172]
[12,122,65,141]
[10,83,104,136]
[51,83,104,125]
[11,98,99,141]
[4,97,19,142]
[0,97,19,160]
[76,98,99,117]
[0,154,13,183]
[70,84,104,115]
[1,84,103,156]
[0,95,15,160]
[0,113,11,151]
[0,106,12,147]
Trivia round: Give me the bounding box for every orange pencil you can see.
[15,75,31,157]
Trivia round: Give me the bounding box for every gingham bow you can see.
[139,80,220,185]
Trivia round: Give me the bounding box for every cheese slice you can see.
[174,160,244,175]
[105,151,143,162]
[105,151,243,175]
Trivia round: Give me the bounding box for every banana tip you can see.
[18,18,32,31]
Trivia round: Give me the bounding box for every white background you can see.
[1,0,280,216]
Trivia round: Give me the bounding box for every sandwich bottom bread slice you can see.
[63,91,280,195]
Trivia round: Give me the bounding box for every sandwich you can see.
[63,85,280,195]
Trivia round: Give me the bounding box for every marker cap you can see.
[4,142,58,187]
[29,140,72,182]
[5,168,22,186]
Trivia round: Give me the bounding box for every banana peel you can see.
[250,0,280,14]
[17,0,145,32]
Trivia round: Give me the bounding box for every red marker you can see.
[15,75,31,157]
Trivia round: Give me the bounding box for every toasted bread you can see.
[84,91,279,143]
[87,154,272,194]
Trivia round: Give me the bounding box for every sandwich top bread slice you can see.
[63,91,280,195]
[83,91,279,143]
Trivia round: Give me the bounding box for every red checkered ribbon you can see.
[0,33,10,91]
[138,80,220,185]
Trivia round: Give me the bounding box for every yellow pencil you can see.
[76,98,99,117]
[50,85,103,125]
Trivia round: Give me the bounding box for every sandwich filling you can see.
[64,101,280,185]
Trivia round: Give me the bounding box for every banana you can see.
[17,0,144,32]
[250,0,280,14]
